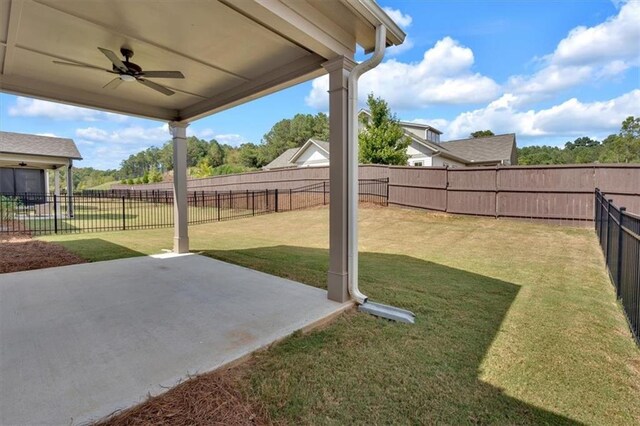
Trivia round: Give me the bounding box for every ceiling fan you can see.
[52,47,185,96]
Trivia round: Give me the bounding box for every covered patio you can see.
[0,0,405,423]
[0,253,350,424]
[0,0,404,303]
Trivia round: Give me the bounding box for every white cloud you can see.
[306,37,500,110]
[382,7,412,28]
[192,128,249,146]
[423,89,639,140]
[214,134,249,146]
[507,1,640,100]
[551,1,639,67]
[75,124,169,144]
[381,7,413,56]
[9,97,129,122]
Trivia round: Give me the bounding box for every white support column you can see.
[324,56,356,303]
[170,121,190,253]
[44,170,50,195]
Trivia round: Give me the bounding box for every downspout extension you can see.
[347,25,387,304]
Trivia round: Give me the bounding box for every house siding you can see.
[294,145,329,167]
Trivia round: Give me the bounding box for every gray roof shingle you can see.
[438,134,515,164]
[308,139,330,153]
[0,131,82,160]
[263,148,299,170]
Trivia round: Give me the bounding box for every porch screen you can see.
[15,169,45,194]
[0,168,16,194]
[0,168,45,195]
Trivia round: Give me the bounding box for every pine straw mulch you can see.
[0,234,87,273]
[92,363,270,426]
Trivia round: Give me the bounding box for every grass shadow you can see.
[54,238,148,262]
[199,245,582,425]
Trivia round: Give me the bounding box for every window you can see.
[414,161,423,167]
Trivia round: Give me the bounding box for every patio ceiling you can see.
[0,0,404,122]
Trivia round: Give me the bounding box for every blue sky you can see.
[0,0,638,170]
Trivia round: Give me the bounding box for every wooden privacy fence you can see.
[386,165,640,224]
[595,189,640,345]
[112,164,640,223]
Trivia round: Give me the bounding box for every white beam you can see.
[2,0,24,75]
[221,0,355,59]
[180,54,324,121]
[170,122,189,254]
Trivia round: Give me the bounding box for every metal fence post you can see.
[594,189,599,231]
[53,194,58,234]
[606,199,613,262]
[275,189,279,212]
[122,196,126,230]
[217,192,221,221]
[616,207,626,297]
[289,188,292,211]
[323,181,326,205]
[385,177,390,206]
[252,191,255,216]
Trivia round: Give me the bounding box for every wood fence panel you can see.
[388,167,446,211]
[446,168,496,216]
[497,192,593,220]
[497,166,595,192]
[389,186,446,211]
[594,166,640,205]
[448,168,496,190]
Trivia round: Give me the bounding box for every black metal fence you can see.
[282,178,389,211]
[0,178,389,236]
[0,190,277,235]
[595,189,640,345]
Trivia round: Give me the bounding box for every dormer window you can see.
[425,129,439,142]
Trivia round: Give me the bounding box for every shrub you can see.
[0,196,22,221]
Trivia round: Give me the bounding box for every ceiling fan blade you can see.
[53,60,114,72]
[98,47,128,72]
[140,71,185,79]
[137,78,175,96]
[103,77,123,90]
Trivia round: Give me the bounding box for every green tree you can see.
[261,113,329,163]
[359,94,410,165]
[190,159,215,178]
[470,130,495,138]
[208,140,225,167]
[238,143,267,168]
[147,169,163,183]
[600,116,640,163]
[517,146,565,165]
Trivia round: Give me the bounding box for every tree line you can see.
[68,96,638,189]
[517,116,640,165]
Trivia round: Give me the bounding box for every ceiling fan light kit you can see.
[53,47,185,96]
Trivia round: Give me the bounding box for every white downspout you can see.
[348,25,387,304]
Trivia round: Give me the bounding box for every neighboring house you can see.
[263,111,517,170]
[0,131,82,196]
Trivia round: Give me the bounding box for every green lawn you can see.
[85,180,120,190]
[42,207,640,425]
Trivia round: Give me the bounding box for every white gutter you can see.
[347,25,387,304]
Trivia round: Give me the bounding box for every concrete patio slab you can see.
[0,254,350,425]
